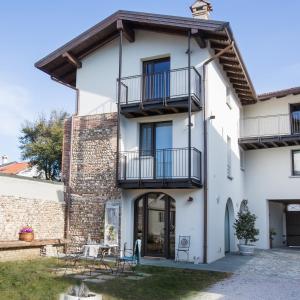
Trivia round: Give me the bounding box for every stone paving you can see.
[196,248,300,300]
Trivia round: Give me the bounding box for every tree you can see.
[234,201,259,245]
[19,110,68,181]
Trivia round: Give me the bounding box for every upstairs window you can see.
[240,148,245,171]
[226,86,232,109]
[292,150,300,176]
[290,103,300,134]
[227,136,232,179]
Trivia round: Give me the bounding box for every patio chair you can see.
[115,239,141,274]
[175,236,191,262]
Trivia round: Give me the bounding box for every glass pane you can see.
[144,59,170,100]
[136,199,144,241]
[291,104,300,134]
[155,122,172,178]
[140,124,153,156]
[146,193,165,256]
[169,198,176,258]
[293,151,300,175]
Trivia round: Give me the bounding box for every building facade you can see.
[36,8,300,263]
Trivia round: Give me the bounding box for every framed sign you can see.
[104,202,119,246]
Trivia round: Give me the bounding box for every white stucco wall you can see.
[0,174,64,202]
[76,30,210,116]
[121,188,204,262]
[206,60,245,263]
[245,146,300,249]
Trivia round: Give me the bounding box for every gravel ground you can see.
[196,248,300,300]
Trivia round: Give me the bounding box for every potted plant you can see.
[60,283,102,300]
[19,226,34,242]
[234,202,259,255]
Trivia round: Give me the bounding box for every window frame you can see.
[291,149,300,176]
[227,136,233,180]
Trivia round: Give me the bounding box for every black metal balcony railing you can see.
[118,67,201,105]
[118,148,202,187]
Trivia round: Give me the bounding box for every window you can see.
[140,123,154,156]
[290,103,300,134]
[226,86,232,109]
[240,148,245,171]
[292,150,300,176]
[227,136,232,179]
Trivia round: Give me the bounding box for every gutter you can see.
[202,42,234,264]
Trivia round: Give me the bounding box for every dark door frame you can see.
[134,192,175,259]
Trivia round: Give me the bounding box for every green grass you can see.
[0,259,229,300]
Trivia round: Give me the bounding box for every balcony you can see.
[239,114,300,150]
[118,67,202,118]
[117,147,202,189]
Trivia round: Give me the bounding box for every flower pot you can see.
[19,232,34,242]
[238,244,255,256]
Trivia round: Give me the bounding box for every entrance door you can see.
[225,204,230,253]
[143,58,170,101]
[134,193,176,258]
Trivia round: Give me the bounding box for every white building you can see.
[36,2,300,263]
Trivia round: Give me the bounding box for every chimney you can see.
[190,0,213,20]
[1,155,8,165]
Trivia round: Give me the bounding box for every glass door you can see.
[143,58,170,101]
[155,122,172,178]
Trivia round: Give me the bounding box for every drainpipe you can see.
[202,42,234,263]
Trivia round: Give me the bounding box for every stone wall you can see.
[0,195,65,241]
[0,175,65,241]
[63,113,121,251]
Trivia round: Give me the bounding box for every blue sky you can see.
[1,1,300,161]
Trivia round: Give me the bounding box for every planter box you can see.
[19,232,34,242]
[238,244,255,256]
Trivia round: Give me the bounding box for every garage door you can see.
[286,211,300,246]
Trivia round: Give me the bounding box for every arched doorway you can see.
[134,192,175,258]
[225,198,234,254]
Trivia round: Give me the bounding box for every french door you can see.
[134,193,176,258]
[143,58,170,101]
[140,121,172,178]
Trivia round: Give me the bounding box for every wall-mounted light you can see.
[208,115,215,120]
[187,197,194,202]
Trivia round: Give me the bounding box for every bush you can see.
[234,202,259,245]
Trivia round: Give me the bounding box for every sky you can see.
[1,0,300,161]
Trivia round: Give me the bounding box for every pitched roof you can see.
[258,86,300,101]
[35,10,257,105]
[0,162,30,175]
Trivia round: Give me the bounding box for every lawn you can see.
[0,259,229,300]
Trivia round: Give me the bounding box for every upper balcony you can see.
[118,67,202,118]
[239,113,300,150]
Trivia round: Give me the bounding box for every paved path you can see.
[141,248,300,299]
[197,248,300,300]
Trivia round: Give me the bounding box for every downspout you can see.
[187,30,192,180]
[202,42,234,263]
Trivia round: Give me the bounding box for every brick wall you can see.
[64,113,122,251]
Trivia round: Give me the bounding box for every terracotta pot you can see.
[19,232,34,242]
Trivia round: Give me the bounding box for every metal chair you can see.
[175,236,191,262]
[115,239,141,273]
